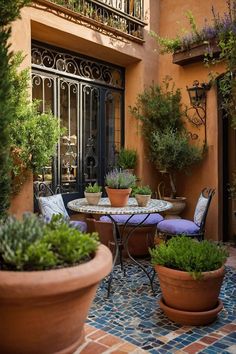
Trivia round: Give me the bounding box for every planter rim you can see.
[0,244,112,298]
[105,186,132,191]
[163,196,186,201]
[155,265,225,281]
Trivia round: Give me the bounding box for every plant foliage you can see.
[0,214,99,271]
[130,77,203,198]
[133,185,152,195]
[105,169,136,189]
[150,236,228,279]
[85,183,102,193]
[9,53,62,194]
[117,148,137,170]
[0,0,31,219]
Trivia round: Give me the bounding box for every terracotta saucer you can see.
[159,297,223,326]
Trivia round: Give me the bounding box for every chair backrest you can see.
[38,194,69,221]
[34,181,81,216]
[193,188,215,233]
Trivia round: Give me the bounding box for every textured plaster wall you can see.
[158,0,228,240]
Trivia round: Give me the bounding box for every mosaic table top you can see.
[67,197,172,215]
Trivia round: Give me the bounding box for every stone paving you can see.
[77,247,236,354]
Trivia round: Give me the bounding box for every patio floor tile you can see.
[76,247,236,353]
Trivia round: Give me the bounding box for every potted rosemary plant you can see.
[84,182,102,205]
[150,236,228,325]
[133,185,152,207]
[0,214,112,354]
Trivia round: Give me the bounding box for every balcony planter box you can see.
[173,41,221,66]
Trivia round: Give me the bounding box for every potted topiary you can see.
[150,236,228,325]
[105,169,136,207]
[130,77,203,217]
[84,182,102,205]
[133,185,152,207]
[117,148,137,174]
[0,213,112,354]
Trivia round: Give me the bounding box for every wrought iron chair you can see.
[156,188,215,241]
[34,182,87,232]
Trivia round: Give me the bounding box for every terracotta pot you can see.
[105,187,131,207]
[159,297,223,326]
[155,265,225,312]
[163,197,186,219]
[84,192,102,205]
[0,245,112,354]
[135,194,151,207]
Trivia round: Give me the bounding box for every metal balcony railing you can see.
[45,0,146,41]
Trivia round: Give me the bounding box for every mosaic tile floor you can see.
[86,257,236,354]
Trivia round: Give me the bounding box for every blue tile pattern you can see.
[87,261,236,353]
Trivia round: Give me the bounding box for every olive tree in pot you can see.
[150,236,228,325]
[0,214,112,354]
[130,77,203,217]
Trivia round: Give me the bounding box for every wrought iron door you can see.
[32,42,124,195]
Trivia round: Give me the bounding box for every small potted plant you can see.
[133,185,152,207]
[105,169,136,207]
[117,148,137,174]
[84,182,102,205]
[0,214,112,354]
[150,236,228,326]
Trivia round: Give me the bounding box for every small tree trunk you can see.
[169,172,177,199]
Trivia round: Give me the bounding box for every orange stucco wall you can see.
[158,0,228,240]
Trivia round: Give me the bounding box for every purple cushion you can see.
[157,219,200,235]
[99,213,164,225]
[69,220,87,232]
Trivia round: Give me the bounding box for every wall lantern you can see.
[186,80,211,146]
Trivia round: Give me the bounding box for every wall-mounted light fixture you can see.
[186,80,211,145]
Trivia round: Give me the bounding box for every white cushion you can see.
[38,194,69,221]
[194,194,208,227]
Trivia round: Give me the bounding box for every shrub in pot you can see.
[0,213,112,354]
[117,148,137,173]
[133,185,152,207]
[84,182,102,205]
[130,77,204,216]
[150,236,228,325]
[105,169,136,207]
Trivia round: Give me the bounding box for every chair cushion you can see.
[38,194,69,221]
[157,219,200,235]
[194,194,209,227]
[69,221,87,232]
[100,213,164,225]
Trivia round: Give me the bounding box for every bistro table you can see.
[67,197,172,297]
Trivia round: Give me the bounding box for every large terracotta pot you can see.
[163,197,186,219]
[105,187,131,207]
[155,265,225,312]
[0,245,112,354]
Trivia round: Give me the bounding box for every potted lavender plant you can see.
[105,169,136,207]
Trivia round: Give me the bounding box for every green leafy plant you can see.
[150,236,228,280]
[105,169,136,189]
[8,54,63,194]
[0,0,31,219]
[133,185,152,195]
[85,183,102,193]
[117,148,137,170]
[130,77,203,198]
[0,213,99,271]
